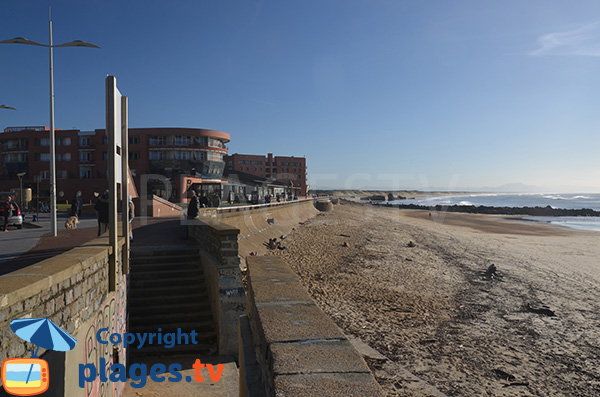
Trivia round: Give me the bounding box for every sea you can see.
[387,193,600,232]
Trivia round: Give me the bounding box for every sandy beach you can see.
[268,201,600,396]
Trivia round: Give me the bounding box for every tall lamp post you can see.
[1,11,99,237]
[17,172,26,210]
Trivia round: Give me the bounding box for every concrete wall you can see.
[135,194,183,217]
[201,199,319,258]
[189,218,245,356]
[0,236,127,396]
[240,256,383,396]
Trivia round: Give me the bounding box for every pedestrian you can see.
[77,191,83,218]
[3,195,13,232]
[95,190,109,236]
[199,192,210,208]
[70,193,81,218]
[128,195,135,241]
[183,190,199,239]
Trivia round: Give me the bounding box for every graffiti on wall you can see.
[82,276,126,397]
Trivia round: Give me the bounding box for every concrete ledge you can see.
[243,256,383,396]
[0,236,114,308]
[274,373,382,396]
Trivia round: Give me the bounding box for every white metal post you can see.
[49,15,57,237]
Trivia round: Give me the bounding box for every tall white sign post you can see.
[106,75,129,291]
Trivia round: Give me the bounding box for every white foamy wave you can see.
[572,195,591,199]
[458,201,473,206]
[543,195,564,200]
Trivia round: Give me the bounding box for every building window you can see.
[174,136,191,146]
[36,138,50,146]
[57,153,71,161]
[103,136,108,145]
[3,153,27,163]
[129,151,140,160]
[39,170,49,180]
[174,151,190,160]
[5,139,28,149]
[80,167,93,179]
[79,137,92,146]
[80,152,92,162]
[128,136,140,145]
[36,153,50,162]
[57,170,68,179]
[149,151,164,160]
[149,136,167,146]
[56,138,71,146]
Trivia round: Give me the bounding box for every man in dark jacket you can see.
[95,190,109,236]
[183,190,199,239]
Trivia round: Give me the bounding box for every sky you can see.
[1,1,600,192]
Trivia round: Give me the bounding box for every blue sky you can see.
[1,1,600,191]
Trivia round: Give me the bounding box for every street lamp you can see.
[1,10,99,236]
[17,172,26,210]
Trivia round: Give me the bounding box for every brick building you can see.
[0,126,230,204]
[224,153,307,197]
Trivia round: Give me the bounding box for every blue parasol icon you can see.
[10,317,77,356]
[10,317,77,385]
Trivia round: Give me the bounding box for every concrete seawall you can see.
[202,199,320,258]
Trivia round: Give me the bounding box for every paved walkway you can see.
[121,355,239,397]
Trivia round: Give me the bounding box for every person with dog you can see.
[70,193,81,218]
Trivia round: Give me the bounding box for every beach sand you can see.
[268,201,600,396]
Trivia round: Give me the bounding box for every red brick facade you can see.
[0,126,230,205]
[224,153,307,196]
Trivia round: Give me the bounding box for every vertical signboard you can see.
[106,76,128,291]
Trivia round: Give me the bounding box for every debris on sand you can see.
[407,241,416,248]
[493,369,516,382]
[526,303,556,317]
[485,264,497,279]
[342,241,349,247]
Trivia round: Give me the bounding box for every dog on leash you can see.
[64,216,79,230]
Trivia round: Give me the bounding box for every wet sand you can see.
[268,201,600,396]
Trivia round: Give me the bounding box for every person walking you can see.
[183,190,199,239]
[128,195,135,241]
[70,193,81,218]
[3,195,13,232]
[95,190,109,236]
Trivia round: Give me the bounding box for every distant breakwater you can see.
[383,203,600,217]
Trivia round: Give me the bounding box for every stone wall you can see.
[189,218,245,356]
[0,236,127,397]
[240,256,383,396]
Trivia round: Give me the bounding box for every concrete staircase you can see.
[128,248,217,357]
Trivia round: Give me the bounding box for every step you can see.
[129,321,215,335]
[131,253,200,264]
[128,291,209,306]
[129,268,205,279]
[129,276,206,289]
[131,249,200,257]
[128,284,208,297]
[129,343,217,357]
[128,301,212,316]
[129,261,201,272]
[130,311,214,325]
